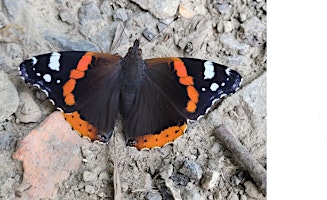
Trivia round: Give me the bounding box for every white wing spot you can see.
[225,68,231,76]
[210,83,219,91]
[202,87,206,91]
[49,52,61,71]
[31,57,38,65]
[32,67,36,71]
[43,74,52,82]
[56,79,61,84]
[221,82,225,86]
[204,61,215,79]
[36,72,41,76]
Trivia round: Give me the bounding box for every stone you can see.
[84,185,96,194]
[98,171,110,181]
[131,0,179,19]
[58,8,75,25]
[215,3,231,15]
[241,16,266,39]
[165,179,182,200]
[240,194,247,200]
[179,160,203,180]
[223,55,250,67]
[78,1,102,25]
[146,192,162,200]
[143,173,153,190]
[178,1,208,19]
[239,13,247,22]
[219,33,249,54]
[79,21,117,52]
[181,187,203,200]
[223,21,233,32]
[179,5,196,19]
[83,171,97,182]
[15,92,42,123]
[237,72,267,161]
[159,164,173,180]
[194,4,208,16]
[230,175,241,186]
[3,0,26,20]
[100,0,113,17]
[0,12,7,29]
[244,181,263,199]
[0,71,19,122]
[13,112,86,199]
[44,33,100,52]
[170,172,189,186]
[227,192,239,200]
[6,43,23,69]
[113,8,128,22]
[201,171,220,190]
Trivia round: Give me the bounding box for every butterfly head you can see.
[126,40,142,58]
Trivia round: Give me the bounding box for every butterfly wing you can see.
[125,57,242,149]
[146,58,242,119]
[19,52,122,141]
[123,68,188,149]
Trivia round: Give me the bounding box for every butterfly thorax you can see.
[119,40,146,117]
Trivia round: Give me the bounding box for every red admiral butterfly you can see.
[19,40,242,150]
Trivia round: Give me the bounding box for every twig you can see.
[113,133,122,200]
[214,124,267,195]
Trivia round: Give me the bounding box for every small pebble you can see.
[227,192,239,200]
[146,192,162,200]
[244,181,263,199]
[99,171,110,181]
[83,171,97,182]
[201,171,220,189]
[160,164,173,179]
[113,8,128,22]
[223,21,233,32]
[181,187,203,200]
[84,185,95,194]
[179,160,203,180]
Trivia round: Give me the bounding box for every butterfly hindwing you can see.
[122,68,188,149]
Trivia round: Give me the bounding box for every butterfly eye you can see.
[138,49,142,55]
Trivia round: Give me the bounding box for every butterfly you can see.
[19,40,242,150]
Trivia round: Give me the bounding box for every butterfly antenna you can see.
[139,16,178,49]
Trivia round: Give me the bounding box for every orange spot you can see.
[70,69,85,79]
[187,86,199,103]
[133,123,187,149]
[174,61,188,77]
[63,79,76,96]
[63,112,99,141]
[186,101,197,113]
[179,76,194,85]
[76,54,92,71]
[64,93,75,106]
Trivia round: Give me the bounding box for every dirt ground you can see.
[0,0,266,199]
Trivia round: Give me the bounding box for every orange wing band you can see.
[62,52,94,106]
[133,123,187,150]
[62,111,99,141]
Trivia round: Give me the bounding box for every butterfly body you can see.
[19,40,242,149]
